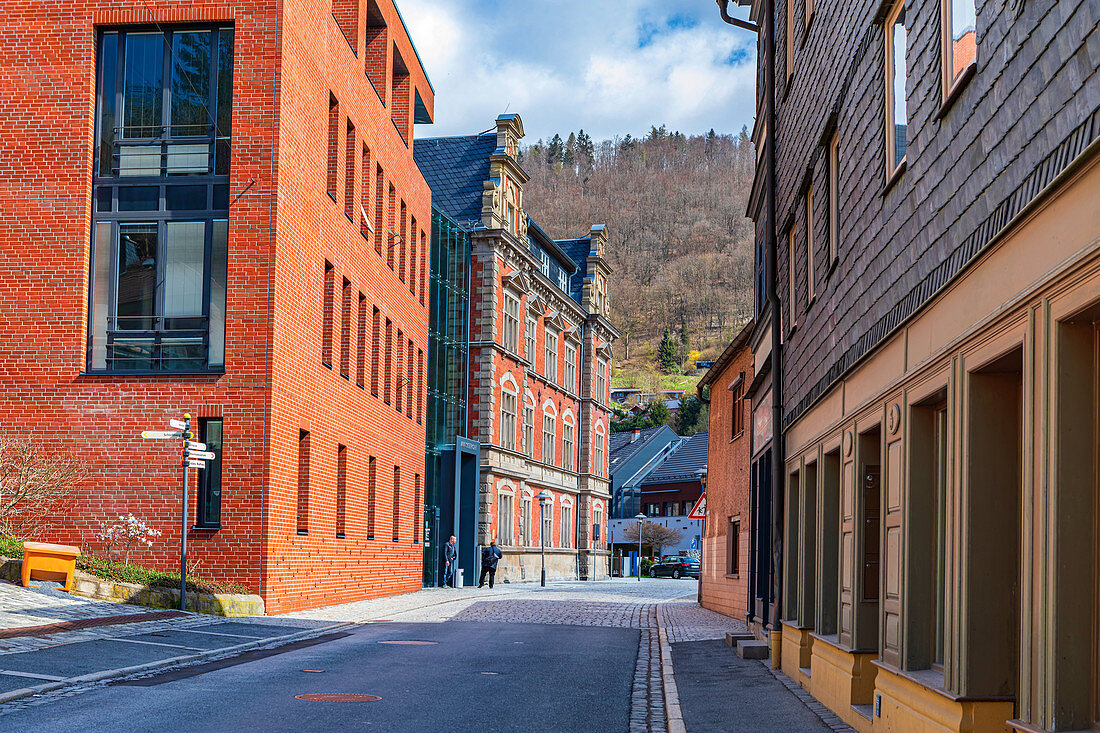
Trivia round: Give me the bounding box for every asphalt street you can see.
[0,621,639,733]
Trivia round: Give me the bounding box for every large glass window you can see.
[885,2,908,175]
[91,27,233,372]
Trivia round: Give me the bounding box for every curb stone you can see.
[653,604,687,733]
[0,621,353,706]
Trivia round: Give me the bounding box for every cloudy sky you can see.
[399,0,758,144]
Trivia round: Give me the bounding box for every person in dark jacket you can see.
[441,535,457,587]
[479,541,503,588]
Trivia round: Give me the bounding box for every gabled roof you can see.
[609,425,670,468]
[640,432,709,485]
[413,133,496,228]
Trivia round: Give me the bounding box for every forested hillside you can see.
[521,126,756,389]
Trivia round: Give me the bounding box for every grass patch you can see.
[1,535,252,596]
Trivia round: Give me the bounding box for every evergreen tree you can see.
[547,134,564,166]
[576,129,594,162]
[648,399,672,427]
[658,328,678,373]
[563,132,577,169]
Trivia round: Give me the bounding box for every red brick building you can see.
[0,0,434,613]
[696,320,753,620]
[416,115,618,582]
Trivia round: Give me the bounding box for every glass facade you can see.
[424,207,471,584]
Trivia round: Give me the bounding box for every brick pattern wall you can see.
[700,343,753,620]
[771,0,1100,426]
[0,0,435,614]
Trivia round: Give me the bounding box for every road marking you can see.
[169,628,266,639]
[0,670,66,682]
[111,638,206,652]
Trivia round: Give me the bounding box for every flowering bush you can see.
[99,514,161,564]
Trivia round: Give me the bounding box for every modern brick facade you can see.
[733,0,1100,730]
[0,0,434,613]
[416,115,618,583]
[697,321,753,621]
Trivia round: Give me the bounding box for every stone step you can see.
[736,640,770,659]
[725,631,755,647]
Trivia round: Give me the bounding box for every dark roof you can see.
[640,432,708,485]
[555,237,593,303]
[413,134,496,228]
[697,318,755,393]
[609,425,669,468]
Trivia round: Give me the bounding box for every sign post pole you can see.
[180,413,191,612]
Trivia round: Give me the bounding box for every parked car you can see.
[649,556,700,579]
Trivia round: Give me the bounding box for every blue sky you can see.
[400,0,758,143]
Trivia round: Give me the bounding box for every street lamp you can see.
[536,490,552,587]
[634,513,647,581]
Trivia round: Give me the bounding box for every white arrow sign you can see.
[188,450,216,461]
[169,419,187,430]
[186,441,207,451]
[142,430,184,439]
[187,460,207,469]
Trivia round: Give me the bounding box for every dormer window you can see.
[558,269,568,292]
[539,250,550,277]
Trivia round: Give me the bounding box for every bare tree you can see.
[620,521,685,558]
[0,438,84,537]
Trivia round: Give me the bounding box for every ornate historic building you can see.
[416,115,618,583]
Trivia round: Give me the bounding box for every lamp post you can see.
[536,490,552,587]
[695,466,708,604]
[634,513,646,581]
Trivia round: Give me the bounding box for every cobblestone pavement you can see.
[657,599,748,643]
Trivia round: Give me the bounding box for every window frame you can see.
[596,358,607,404]
[563,342,578,394]
[497,491,515,546]
[500,389,518,451]
[523,402,535,457]
[502,291,520,353]
[89,26,234,376]
[195,418,223,529]
[560,503,572,549]
[939,0,977,107]
[525,316,537,364]
[884,0,908,182]
[544,326,558,384]
[787,224,797,334]
[542,413,556,465]
[828,130,839,267]
[595,431,606,477]
[806,183,816,302]
[563,421,575,472]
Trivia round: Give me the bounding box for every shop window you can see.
[817,449,841,636]
[856,426,881,652]
[784,469,801,621]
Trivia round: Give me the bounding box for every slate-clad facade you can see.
[416,115,618,583]
[734,0,1100,730]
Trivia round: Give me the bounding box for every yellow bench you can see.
[21,541,81,592]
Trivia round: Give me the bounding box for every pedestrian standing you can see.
[441,535,457,587]
[479,541,503,589]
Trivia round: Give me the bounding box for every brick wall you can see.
[699,340,753,620]
[0,0,435,614]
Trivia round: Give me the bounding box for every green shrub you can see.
[640,557,654,576]
[0,534,24,558]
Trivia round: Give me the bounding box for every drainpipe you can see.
[717,0,782,629]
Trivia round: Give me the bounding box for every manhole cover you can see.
[295,693,381,703]
[377,640,437,645]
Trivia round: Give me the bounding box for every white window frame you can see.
[502,292,520,353]
[595,431,606,477]
[806,183,816,301]
[828,130,839,266]
[500,390,517,451]
[521,496,532,546]
[596,359,607,404]
[542,413,556,465]
[885,0,908,179]
[544,326,558,384]
[497,491,514,545]
[523,403,535,456]
[564,342,577,393]
[560,503,572,549]
[563,422,575,472]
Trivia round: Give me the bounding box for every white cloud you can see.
[399,0,758,142]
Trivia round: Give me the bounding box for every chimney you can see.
[631,429,640,443]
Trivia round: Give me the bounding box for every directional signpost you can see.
[139,413,217,612]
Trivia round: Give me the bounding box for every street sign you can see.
[186,441,207,451]
[690,536,698,550]
[187,460,207,469]
[188,450,216,460]
[687,493,707,519]
[142,430,184,439]
[169,419,187,430]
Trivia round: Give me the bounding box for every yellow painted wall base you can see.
[874,667,1015,733]
[780,623,814,687]
[807,636,878,732]
[769,625,782,670]
[800,637,1016,733]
